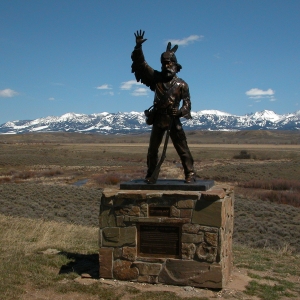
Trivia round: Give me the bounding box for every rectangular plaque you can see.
[149,206,170,217]
[138,224,180,258]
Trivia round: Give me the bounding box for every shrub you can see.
[40,169,63,177]
[1,169,18,176]
[262,190,300,207]
[0,177,11,183]
[12,170,36,180]
[92,173,123,185]
[239,179,300,192]
[233,150,251,159]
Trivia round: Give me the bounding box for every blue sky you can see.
[1,0,299,123]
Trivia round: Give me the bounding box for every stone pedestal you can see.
[99,182,234,289]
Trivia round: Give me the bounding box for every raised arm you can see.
[131,30,156,91]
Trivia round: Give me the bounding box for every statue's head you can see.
[161,42,182,79]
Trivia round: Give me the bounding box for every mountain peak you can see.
[1,110,299,134]
[251,110,281,121]
[197,110,233,116]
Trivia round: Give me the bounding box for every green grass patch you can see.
[130,291,208,300]
[245,280,294,300]
[234,245,300,275]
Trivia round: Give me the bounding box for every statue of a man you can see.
[131,30,195,183]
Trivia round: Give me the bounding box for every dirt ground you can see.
[20,264,252,300]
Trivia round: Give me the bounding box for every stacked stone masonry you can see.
[99,184,234,289]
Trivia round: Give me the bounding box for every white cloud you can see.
[96,84,112,90]
[120,80,142,90]
[246,88,275,98]
[0,88,19,98]
[131,87,148,96]
[246,88,276,101]
[120,80,148,96]
[167,35,203,46]
[48,97,55,101]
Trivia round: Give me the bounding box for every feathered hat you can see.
[160,42,182,72]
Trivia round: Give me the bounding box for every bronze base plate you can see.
[120,179,214,191]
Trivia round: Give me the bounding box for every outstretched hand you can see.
[134,30,147,47]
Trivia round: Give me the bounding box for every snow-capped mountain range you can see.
[1,110,300,134]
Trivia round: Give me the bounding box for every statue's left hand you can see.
[171,108,182,117]
[134,30,147,47]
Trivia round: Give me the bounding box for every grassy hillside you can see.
[0,130,300,144]
[0,131,299,299]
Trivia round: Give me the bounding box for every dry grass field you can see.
[0,131,300,299]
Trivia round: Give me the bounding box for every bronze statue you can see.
[131,30,195,183]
